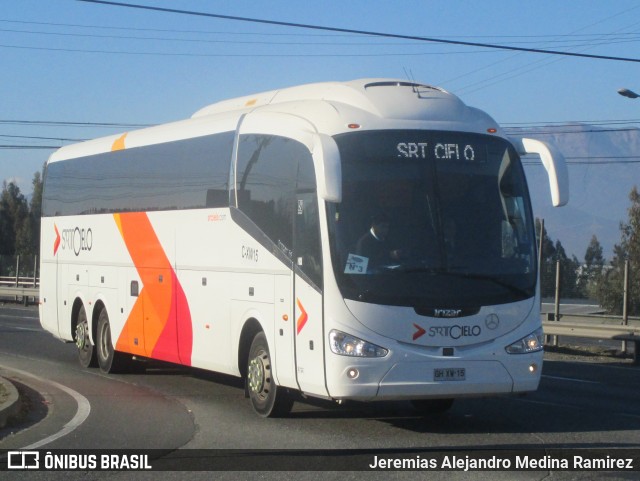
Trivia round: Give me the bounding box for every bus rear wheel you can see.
[96,308,128,374]
[76,305,97,368]
[246,332,293,417]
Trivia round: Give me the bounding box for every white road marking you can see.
[8,326,41,332]
[513,396,640,420]
[4,367,91,449]
[541,374,601,384]
[0,313,39,320]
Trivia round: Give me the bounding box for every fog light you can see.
[347,368,359,379]
[529,363,538,373]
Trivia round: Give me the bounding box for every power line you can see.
[0,145,60,149]
[6,17,640,41]
[447,5,640,95]
[503,119,640,126]
[523,155,640,166]
[5,26,640,49]
[524,160,640,165]
[0,18,361,37]
[0,119,151,128]
[76,0,640,63]
[0,43,499,58]
[0,134,86,142]
[506,127,640,135]
[1,118,639,138]
[566,155,640,159]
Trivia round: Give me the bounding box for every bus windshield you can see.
[328,130,536,308]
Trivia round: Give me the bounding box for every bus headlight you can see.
[505,327,544,354]
[329,330,388,357]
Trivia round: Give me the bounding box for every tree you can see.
[29,168,44,255]
[0,180,29,256]
[579,235,605,299]
[596,186,640,315]
[555,239,582,298]
[536,218,583,299]
[536,219,556,298]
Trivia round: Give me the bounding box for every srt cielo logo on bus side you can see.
[53,224,93,256]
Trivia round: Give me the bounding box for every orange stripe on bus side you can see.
[111,133,127,151]
[113,212,193,365]
[296,298,308,334]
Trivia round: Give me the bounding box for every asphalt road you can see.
[1,304,640,480]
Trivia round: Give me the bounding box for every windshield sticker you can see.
[344,253,369,274]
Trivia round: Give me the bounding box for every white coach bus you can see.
[40,79,568,416]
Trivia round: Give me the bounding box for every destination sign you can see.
[396,141,485,162]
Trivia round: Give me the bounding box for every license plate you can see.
[434,368,466,381]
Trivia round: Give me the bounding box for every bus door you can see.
[236,111,328,396]
[274,272,295,388]
[293,159,328,397]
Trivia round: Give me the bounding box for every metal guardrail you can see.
[0,285,39,306]
[542,320,640,339]
[542,313,640,364]
[0,275,39,287]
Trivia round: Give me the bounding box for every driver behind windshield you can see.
[355,213,403,268]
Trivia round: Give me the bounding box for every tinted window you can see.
[329,130,536,307]
[236,135,303,258]
[236,134,323,288]
[295,153,323,288]
[42,132,234,216]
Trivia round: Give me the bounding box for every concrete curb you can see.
[0,375,21,429]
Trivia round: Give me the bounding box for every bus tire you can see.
[411,398,455,414]
[76,305,97,368]
[96,307,125,374]
[246,332,293,417]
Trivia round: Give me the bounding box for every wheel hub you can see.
[248,357,265,394]
[76,322,87,350]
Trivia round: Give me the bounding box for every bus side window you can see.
[237,135,312,260]
[295,151,322,289]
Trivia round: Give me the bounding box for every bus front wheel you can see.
[246,332,293,417]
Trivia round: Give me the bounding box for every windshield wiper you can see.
[449,271,532,298]
[400,266,532,298]
[398,265,445,274]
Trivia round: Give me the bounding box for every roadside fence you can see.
[0,255,39,305]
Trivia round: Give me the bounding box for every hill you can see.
[514,124,640,260]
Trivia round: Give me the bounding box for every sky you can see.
[2,0,640,255]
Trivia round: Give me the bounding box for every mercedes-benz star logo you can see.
[485,314,500,330]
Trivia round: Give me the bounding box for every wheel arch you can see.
[238,317,263,379]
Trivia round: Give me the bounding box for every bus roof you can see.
[48,78,503,164]
[192,78,501,133]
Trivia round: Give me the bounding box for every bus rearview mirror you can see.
[511,137,569,207]
[313,134,342,203]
